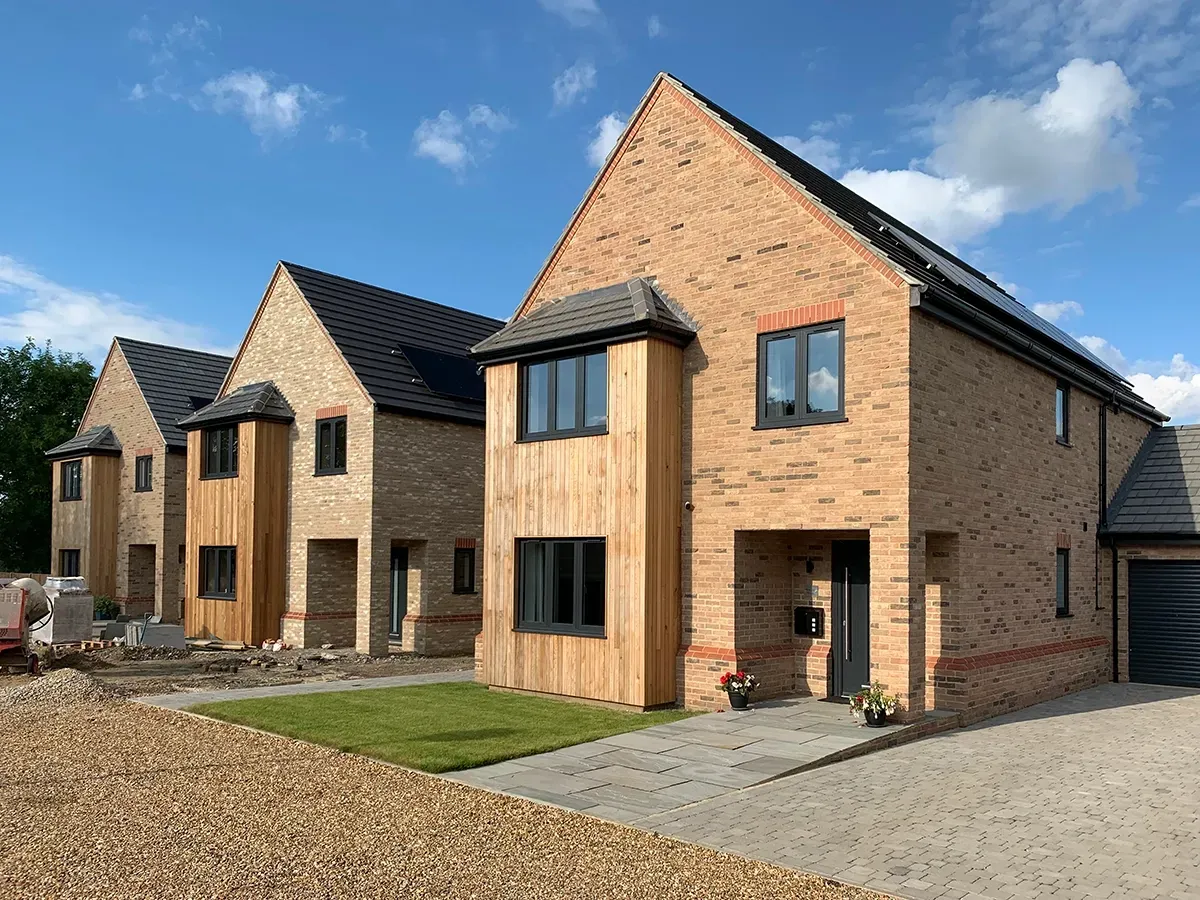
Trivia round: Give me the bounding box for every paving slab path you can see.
[451,696,943,824]
[638,684,1200,900]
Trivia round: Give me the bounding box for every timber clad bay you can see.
[482,338,683,709]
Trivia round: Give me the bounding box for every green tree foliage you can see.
[0,340,95,572]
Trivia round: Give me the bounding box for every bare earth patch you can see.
[0,695,878,900]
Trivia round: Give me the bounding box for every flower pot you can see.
[728,691,749,710]
[864,708,887,728]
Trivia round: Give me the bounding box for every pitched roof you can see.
[1105,426,1200,538]
[472,278,696,363]
[178,381,295,431]
[115,337,232,449]
[45,425,122,459]
[280,262,504,425]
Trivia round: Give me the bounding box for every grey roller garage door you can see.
[1129,559,1200,687]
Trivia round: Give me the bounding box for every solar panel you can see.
[397,345,485,403]
[870,214,1125,381]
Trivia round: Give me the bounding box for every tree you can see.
[0,340,95,572]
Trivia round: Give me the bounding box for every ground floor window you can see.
[1056,548,1070,616]
[60,549,80,577]
[200,546,237,599]
[453,546,476,593]
[516,538,605,636]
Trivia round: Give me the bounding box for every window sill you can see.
[1055,438,1072,448]
[198,594,237,602]
[314,469,347,477]
[134,487,152,493]
[752,416,848,432]
[517,428,608,444]
[60,496,83,502]
[201,472,239,481]
[452,589,478,595]
[1056,612,1073,619]
[514,625,606,639]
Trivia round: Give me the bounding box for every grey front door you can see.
[832,540,871,697]
[390,547,408,637]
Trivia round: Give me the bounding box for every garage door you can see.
[1129,560,1200,687]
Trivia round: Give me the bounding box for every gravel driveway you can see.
[0,690,878,900]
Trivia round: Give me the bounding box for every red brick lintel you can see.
[757,299,845,335]
[930,635,1108,673]
[315,405,349,420]
[455,538,478,549]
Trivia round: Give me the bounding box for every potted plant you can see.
[849,682,899,727]
[716,670,759,710]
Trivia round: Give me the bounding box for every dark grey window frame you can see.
[199,546,237,600]
[314,416,348,476]
[60,549,81,577]
[518,350,608,442]
[1055,381,1070,445]
[515,537,606,637]
[60,459,82,501]
[452,546,476,594]
[1056,548,1070,617]
[201,426,239,479]
[755,321,846,429]
[134,454,153,492]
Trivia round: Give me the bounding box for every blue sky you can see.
[2,0,1199,419]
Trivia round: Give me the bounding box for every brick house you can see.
[46,337,232,619]
[179,262,502,655]
[471,72,1179,720]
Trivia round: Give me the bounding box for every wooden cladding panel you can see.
[88,456,119,599]
[185,421,288,645]
[482,338,682,708]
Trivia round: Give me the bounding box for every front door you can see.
[389,547,408,638]
[832,540,870,697]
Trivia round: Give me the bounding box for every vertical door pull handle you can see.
[843,568,851,661]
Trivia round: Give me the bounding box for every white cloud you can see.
[774,135,842,175]
[0,255,232,361]
[200,69,326,140]
[128,83,148,102]
[130,15,212,66]
[414,105,513,174]
[839,58,1139,246]
[1077,335,1200,422]
[1181,193,1200,211]
[553,61,597,109]
[586,113,626,167]
[538,0,602,27]
[327,124,368,148]
[1031,300,1084,323]
[647,15,663,38]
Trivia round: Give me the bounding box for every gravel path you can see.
[0,691,879,900]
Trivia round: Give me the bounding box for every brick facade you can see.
[222,267,483,656]
[490,78,1162,717]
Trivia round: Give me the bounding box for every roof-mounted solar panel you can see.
[397,345,485,403]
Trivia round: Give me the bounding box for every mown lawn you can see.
[190,681,694,773]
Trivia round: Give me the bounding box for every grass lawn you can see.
[189,681,695,773]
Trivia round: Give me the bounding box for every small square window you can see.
[60,549,81,577]
[1055,382,1070,445]
[135,455,153,492]
[315,416,348,475]
[200,546,237,599]
[202,426,239,478]
[1056,548,1070,616]
[757,322,845,427]
[453,546,476,594]
[60,460,82,501]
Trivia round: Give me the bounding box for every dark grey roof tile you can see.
[178,381,294,430]
[117,337,232,449]
[1104,425,1200,536]
[45,425,122,459]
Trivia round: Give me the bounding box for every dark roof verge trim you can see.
[45,425,123,459]
[473,318,695,366]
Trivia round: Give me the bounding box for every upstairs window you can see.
[453,546,476,594]
[757,322,844,428]
[521,351,607,440]
[200,546,237,599]
[1055,381,1070,445]
[60,460,82,501]
[202,426,239,479]
[517,538,606,636]
[60,549,81,577]
[315,416,348,476]
[1056,548,1070,616]
[135,455,153,492]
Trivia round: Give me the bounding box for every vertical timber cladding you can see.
[88,455,119,599]
[185,420,289,644]
[482,337,683,708]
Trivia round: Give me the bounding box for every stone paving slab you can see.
[136,669,474,709]
[450,695,926,825]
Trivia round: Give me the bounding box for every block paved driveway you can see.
[638,684,1200,900]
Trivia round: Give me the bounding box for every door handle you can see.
[843,568,850,661]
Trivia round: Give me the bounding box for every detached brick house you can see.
[46,337,232,618]
[179,262,502,655]
[472,73,1187,720]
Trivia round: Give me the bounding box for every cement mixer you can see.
[0,578,50,673]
